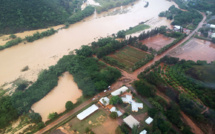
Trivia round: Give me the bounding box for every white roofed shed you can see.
[123,115,140,128]
[145,117,153,125]
[77,104,98,120]
[111,86,128,96]
[99,97,109,106]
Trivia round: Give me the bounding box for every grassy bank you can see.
[125,24,150,35]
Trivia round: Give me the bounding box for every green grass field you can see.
[125,24,150,35]
[110,46,149,71]
[68,109,107,133]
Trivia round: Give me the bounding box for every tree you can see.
[148,108,158,118]
[65,101,74,111]
[115,126,124,134]
[110,112,118,119]
[75,45,93,57]
[134,80,156,97]
[132,125,139,134]
[48,112,58,120]
[28,112,42,123]
[212,38,215,43]
[117,30,126,38]
[109,96,123,105]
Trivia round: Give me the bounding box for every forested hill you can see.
[0,0,82,34]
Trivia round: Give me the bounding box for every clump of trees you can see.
[65,101,74,111]
[68,6,95,24]
[159,5,202,28]
[25,28,56,42]
[109,96,123,105]
[0,38,22,50]
[92,37,127,58]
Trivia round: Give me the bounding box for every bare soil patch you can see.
[141,34,175,51]
[168,38,215,62]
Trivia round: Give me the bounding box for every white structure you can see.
[140,130,147,134]
[173,25,182,30]
[121,95,143,112]
[77,104,98,120]
[145,117,153,125]
[110,107,122,117]
[99,97,109,106]
[123,115,140,128]
[210,24,215,29]
[211,33,215,38]
[111,86,128,96]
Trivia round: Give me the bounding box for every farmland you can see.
[105,46,150,72]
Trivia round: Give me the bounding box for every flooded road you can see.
[168,38,215,62]
[31,72,82,122]
[0,0,175,86]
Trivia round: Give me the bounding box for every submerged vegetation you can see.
[95,0,136,13]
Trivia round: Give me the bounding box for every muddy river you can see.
[0,0,175,86]
[168,38,215,62]
[31,72,82,122]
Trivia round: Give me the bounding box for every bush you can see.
[48,112,58,120]
[65,101,74,111]
[28,112,42,123]
[110,112,118,119]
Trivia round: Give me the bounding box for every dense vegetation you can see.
[188,0,215,15]
[0,0,84,34]
[137,56,215,132]
[159,5,202,29]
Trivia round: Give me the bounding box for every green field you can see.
[68,109,107,133]
[109,46,149,71]
[125,24,150,35]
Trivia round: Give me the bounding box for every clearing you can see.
[140,34,175,51]
[168,38,215,62]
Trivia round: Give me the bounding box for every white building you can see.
[110,107,122,117]
[77,104,98,120]
[123,115,140,128]
[111,86,128,96]
[211,33,215,38]
[140,130,147,134]
[99,97,109,106]
[210,24,215,29]
[121,95,143,112]
[145,117,153,125]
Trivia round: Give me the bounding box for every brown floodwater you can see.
[31,72,82,122]
[168,38,215,62]
[0,0,175,86]
[140,34,175,51]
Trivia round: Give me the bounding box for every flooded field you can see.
[31,72,82,122]
[0,0,175,86]
[141,34,175,51]
[168,38,215,62]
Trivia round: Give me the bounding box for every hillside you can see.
[0,0,81,34]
